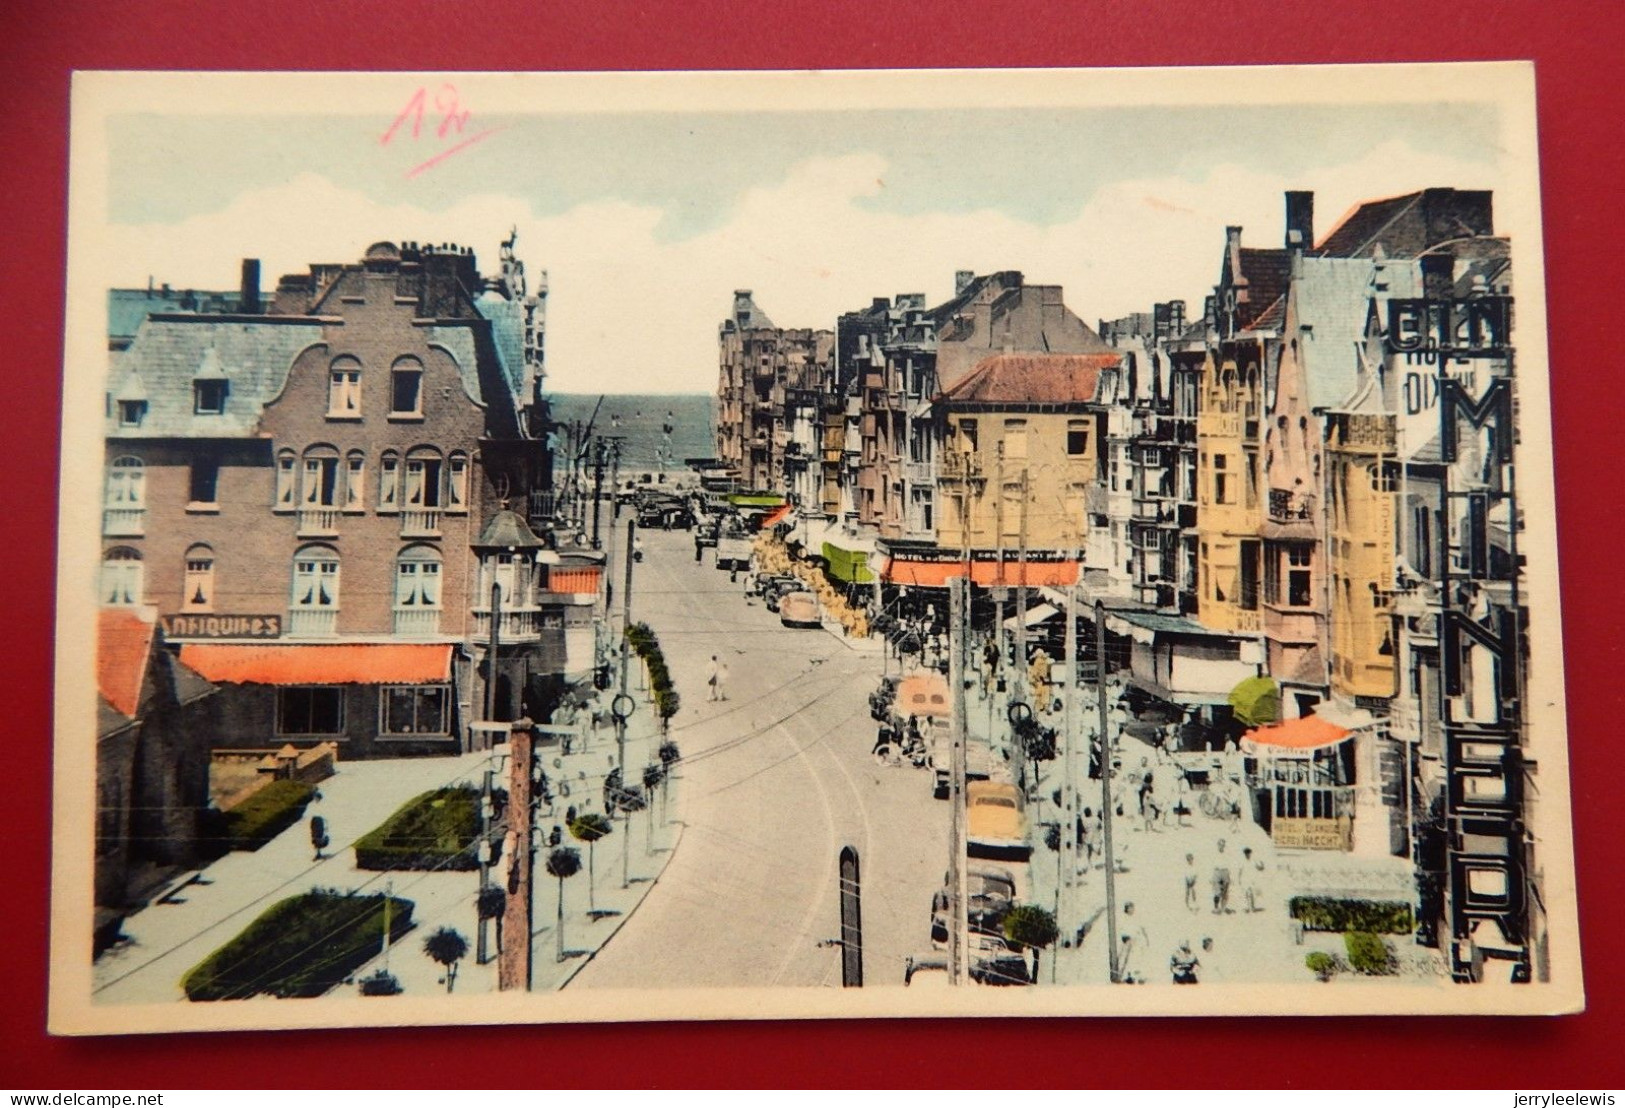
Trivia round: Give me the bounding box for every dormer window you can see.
[194,379,228,414]
[117,400,147,427]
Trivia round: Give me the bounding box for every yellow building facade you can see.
[1324,410,1398,699]
[1195,344,1265,633]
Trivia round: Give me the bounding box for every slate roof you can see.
[1316,193,1423,258]
[108,288,241,346]
[1314,189,1495,260]
[476,507,546,549]
[1293,257,1379,411]
[105,316,326,439]
[939,353,1120,406]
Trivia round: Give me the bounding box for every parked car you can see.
[695,519,719,548]
[778,591,821,628]
[760,575,801,610]
[902,952,951,987]
[929,865,1019,943]
[966,780,1030,861]
[967,931,1031,986]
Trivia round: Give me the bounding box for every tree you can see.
[545,846,582,963]
[1003,904,1060,985]
[658,740,680,822]
[475,884,506,965]
[309,815,329,862]
[567,813,612,912]
[422,926,469,993]
[358,968,401,996]
[642,763,664,853]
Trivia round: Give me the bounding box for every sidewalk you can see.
[93,684,684,1005]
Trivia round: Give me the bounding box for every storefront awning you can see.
[178,643,454,686]
[762,504,792,528]
[884,558,1078,588]
[897,674,951,718]
[1242,714,1351,751]
[823,542,875,585]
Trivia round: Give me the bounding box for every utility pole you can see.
[591,438,606,549]
[498,719,535,992]
[1062,584,1078,915]
[610,438,624,520]
[947,574,970,986]
[618,517,637,889]
[1096,599,1120,984]
[477,767,495,965]
[1015,468,1031,690]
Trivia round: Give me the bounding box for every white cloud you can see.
[104,140,1503,395]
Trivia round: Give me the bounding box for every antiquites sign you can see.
[160,614,283,639]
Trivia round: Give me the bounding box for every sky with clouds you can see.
[105,99,1505,395]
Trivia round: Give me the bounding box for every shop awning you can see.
[884,558,1079,588]
[1228,676,1280,728]
[823,542,875,585]
[762,504,792,528]
[897,674,951,718]
[178,643,453,686]
[1242,714,1351,751]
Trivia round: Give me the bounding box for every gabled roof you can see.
[1316,192,1423,258]
[1236,248,1292,330]
[1315,188,1495,260]
[97,608,157,719]
[939,353,1120,407]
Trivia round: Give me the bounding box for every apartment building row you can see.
[714,186,1538,980]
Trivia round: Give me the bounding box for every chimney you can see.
[1204,294,1217,330]
[1169,299,1186,336]
[240,258,261,314]
[1284,191,1314,253]
[1420,251,1455,300]
[1226,225,1243,253]
[955,270,974,295]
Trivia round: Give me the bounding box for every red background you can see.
[6,0,1622,1088]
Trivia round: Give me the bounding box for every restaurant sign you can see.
[161,614,283,640]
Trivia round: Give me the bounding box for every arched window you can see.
[301,445,341,508]
[394,545,442,637]
[101,548,143,607]
[446,450,469,512]
[105,456,144,508]
[404,447,443,509]
[345,450,366,511]
[328,356,362,418]
[289,544,340,637]
[378,449,400,512]
[182,543,215,612]
[274,449,297,511]
[390,356,424,417]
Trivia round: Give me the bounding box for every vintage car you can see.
[966,780,1030,861]
[929,865,1020,943]
[778,590,821,628]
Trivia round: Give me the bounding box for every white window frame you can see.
[327,359,362,418]
[378,451,400,512]
[106,456,145,509]
[275,450,297,511]
[390,358,424,417]
[344,451,366,512]
[446,452,468,512]
[193,379,227,415]
[302,451,341,508]
[182,544,215,612]
[291,547,340,611]
[101,548,143,607]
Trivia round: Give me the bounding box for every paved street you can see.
[572,525,949,989]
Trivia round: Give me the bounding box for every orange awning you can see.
[883,558,1079,588]
[178,643,453,686]
[1243,714,1351,751]
[762,504,791,527]
[897,674,951,718]
[547,567,602,594]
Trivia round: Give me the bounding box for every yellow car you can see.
[966,780,1029,860]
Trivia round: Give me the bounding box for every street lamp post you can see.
[1096,598,1120,984]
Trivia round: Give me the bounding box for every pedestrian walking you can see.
[1241,846,1265,913]
[1118,902,1152,984]
[1211,837,1232,914]
[1184,853,1199,913]
[706,654,721,701]
[1170,941,1201,985]
[716,659,730,701]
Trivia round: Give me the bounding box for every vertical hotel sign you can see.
[160,614,283,639]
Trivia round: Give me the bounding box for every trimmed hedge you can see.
[354,786,499,872]
[209,779,317,853]
[1344,930,1395,975]
[183,889,415,1000]
[1305,951,1339,980]
[626,622,681,723]
[1289,896,1414,935]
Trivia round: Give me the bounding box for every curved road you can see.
[570,525,947,989]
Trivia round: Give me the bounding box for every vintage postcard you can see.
[50,64,1582,1035]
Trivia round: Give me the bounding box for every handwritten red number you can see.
[380,87,427,146]
[434,85,470,139]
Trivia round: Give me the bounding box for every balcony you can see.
[1268,488,1316,523]
[528,489,557,524]
[297,507,341,537]
[903,460,933,486]
[470,605,541,643]
[287,609,338,638]
[940,452,982,481]
[401,509,442,538]
[102,507,145,537]
[393,608,442,638]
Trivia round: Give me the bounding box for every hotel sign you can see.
[161,614,283,639]
[1271,817,1353,852]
